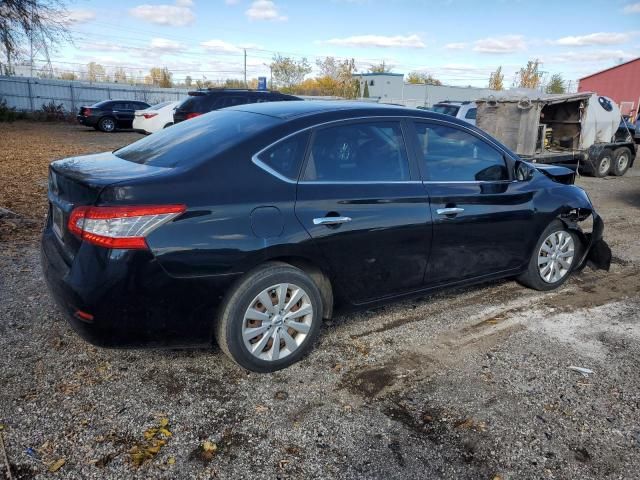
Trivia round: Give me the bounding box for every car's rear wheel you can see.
[215,262,323,372]
[592,148,613,177]
[98,116,116,133]
[612,147,631,176]
[517,221,580,291]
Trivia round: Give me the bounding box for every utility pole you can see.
[244,49,247,88]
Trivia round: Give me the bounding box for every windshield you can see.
[431,105,460,116]
[114,110,280,168]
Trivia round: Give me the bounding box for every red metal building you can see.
[578,57,640,118]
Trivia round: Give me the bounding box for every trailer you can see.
[476,92,636,177]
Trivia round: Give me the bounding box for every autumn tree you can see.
[0,0,70,75]
[314,56,358,98]
[270,54,311,91]
[145,67,173,88]
[488,66,504,91]
[86,62,106,82]
[514,59,543,90]
[184,75,192,87]
[406,71,442,85]
[369,61,392,73]
[545,73,566,94]
[58,71,77,80]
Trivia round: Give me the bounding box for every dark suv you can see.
[173,89,300,123]
[77,100,151,132]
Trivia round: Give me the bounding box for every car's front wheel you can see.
[215,262,323,372]
[518,221,580,291]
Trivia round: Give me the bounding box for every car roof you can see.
[228,100,453,121]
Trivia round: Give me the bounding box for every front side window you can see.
[465,108,477,120]
[303,122,410,182]
[414,122,509,182]
[257,132,309,180]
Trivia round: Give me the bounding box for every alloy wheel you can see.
[242,283,313,361]
[537,231,575,283]
[101,118,115,132]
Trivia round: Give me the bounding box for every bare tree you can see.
[368,61,392,73]
[86,62,106,82]
[0,0,71,75]
[488,66,504,91]
[145,67,173,88]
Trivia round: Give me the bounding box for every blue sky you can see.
[50,0,640,87]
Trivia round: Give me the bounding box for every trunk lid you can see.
[47,151,171,260]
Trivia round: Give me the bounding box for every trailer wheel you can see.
[593,148,613,177]
[612,147,631,176]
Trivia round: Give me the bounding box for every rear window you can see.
[91,100,113,108]
[149,101,173,110]
[114,110,279,168]
[432,104,460,116]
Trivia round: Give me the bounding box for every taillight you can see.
[185,112,202,120]
[68,205,186,250]
[82,108,91,116]
[143,113,158,119]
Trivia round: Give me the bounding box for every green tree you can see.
[270,54,312,91]
[545,73,566,94]
[514,59,542,90]
[405,71,442,85]
[363,81,370,98]
[488,66,504,91]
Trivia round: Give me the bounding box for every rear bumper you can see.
[40,227,237,348]
[77,115,97,127]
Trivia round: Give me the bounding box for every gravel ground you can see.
[1,122,639,479]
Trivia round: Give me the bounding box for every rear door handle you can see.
[313,216,352,226]
[436,207,465,215]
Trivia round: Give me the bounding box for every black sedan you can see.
[42,101,611,372]
[77,100,151,132]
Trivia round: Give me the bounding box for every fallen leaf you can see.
[255,405,269,413]
[158,428,172,437]
[167,457,176,465]
[202,441,217,453]
[48,459,65,473]
[159,417,169,427]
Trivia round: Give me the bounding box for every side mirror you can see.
[515,161,535,181]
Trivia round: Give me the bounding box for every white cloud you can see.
[65,9,96,24]
[245,1,287,21]
[200,39,242,54]
[149,37,186,53]
[444,42,467,50]
[322,34,425,49]
[552,32,636,46]
[225,0,240,4]
[544,49,638,63]
[129,0,195,26]
[473,35,526,54]
[623,2,640,13]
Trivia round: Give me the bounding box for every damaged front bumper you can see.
[577,212,611,271]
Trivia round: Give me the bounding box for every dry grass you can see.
[0,121,140,241]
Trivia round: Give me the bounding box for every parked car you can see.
[133,101,180,134]
[615,117,636,143]
[173,88,301,124]
[430,100,477,125]
[77,100,151,132]
[42,101,611,372]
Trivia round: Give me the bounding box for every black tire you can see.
[215,262,324,372]
[592,148,613,177]
[97,116,116,133]
[612,147,631,176]
[517,220,581,291]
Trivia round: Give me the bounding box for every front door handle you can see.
[436,207,465,215]
[313,216,352,226]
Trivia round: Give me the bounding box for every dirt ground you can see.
[1,122,639,479]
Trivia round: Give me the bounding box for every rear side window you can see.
[303,122,410,182]
[256,132,309,180]
[432,104,460,116]
[114,110,279,168]
[414,122,508,182]
[465,108,477,120]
